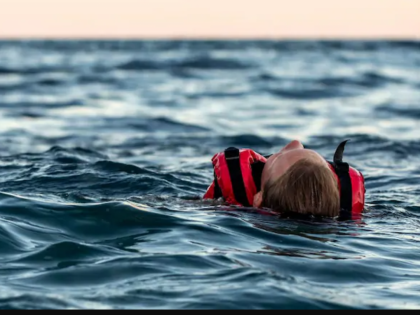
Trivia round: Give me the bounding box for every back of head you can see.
[262,158,340,217]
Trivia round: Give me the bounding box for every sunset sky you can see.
[0,0,419,38]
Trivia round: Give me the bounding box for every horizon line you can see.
[0,35,419,41]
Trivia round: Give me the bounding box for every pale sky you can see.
[0,0,419,38]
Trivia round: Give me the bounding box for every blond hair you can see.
[262,159,340,217]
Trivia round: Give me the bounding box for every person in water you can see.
[203,140,365,219]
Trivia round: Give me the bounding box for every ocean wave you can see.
[116,56,251,72]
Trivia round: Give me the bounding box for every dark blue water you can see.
[0,40,420,309]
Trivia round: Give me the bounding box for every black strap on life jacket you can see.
[251,160,265,192]
[329,140,353,219]
[213,170,223,199]
[224,147,251,207]
[250,154,271,191]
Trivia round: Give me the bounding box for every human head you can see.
[253,140,340,217]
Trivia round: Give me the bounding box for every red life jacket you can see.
[203,141,365,219]
[203,147,267,207]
